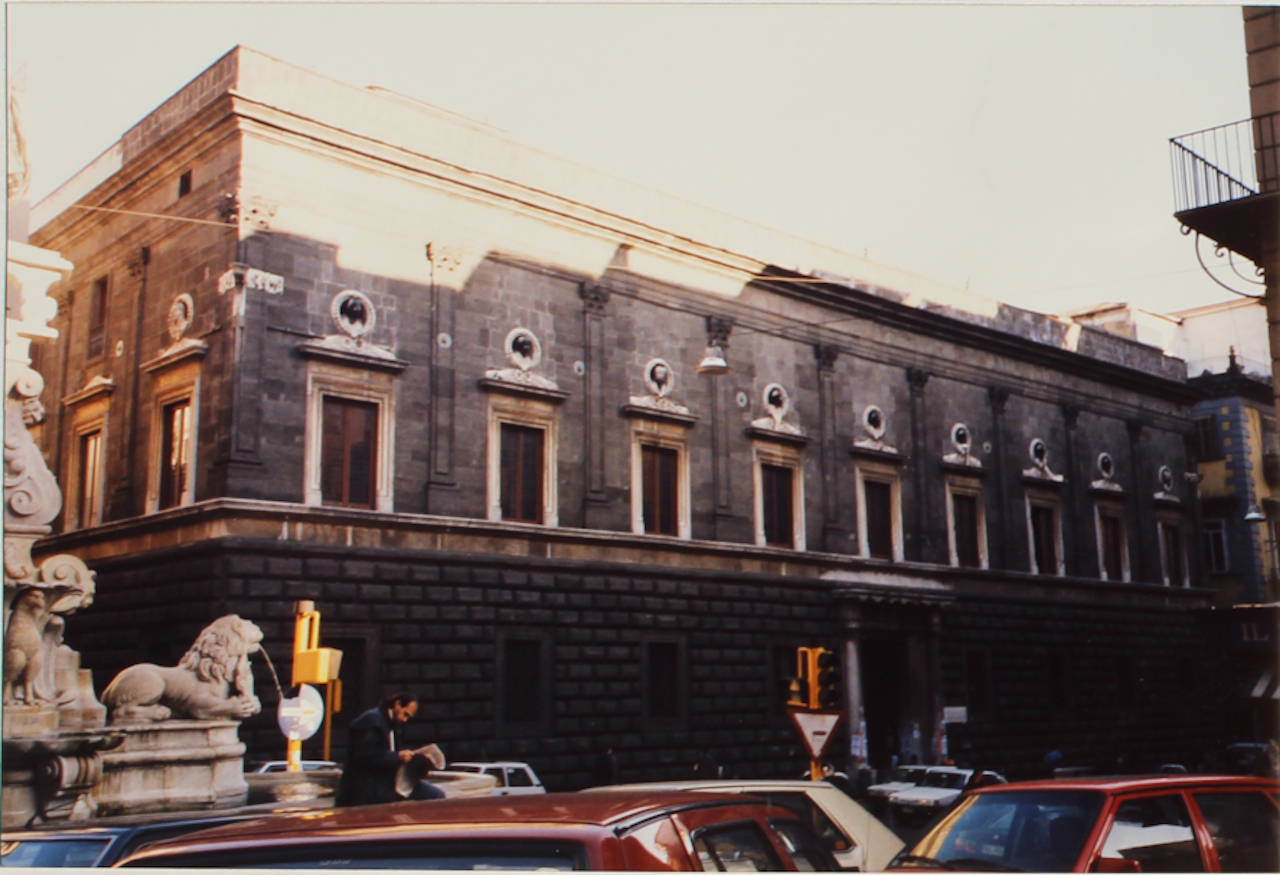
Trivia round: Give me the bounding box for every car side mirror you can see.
[1094,858,1142,873]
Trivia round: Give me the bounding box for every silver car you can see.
[446,761,546,795]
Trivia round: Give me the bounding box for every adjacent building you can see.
[1168,5,1280,745]
[27,47,1230,786]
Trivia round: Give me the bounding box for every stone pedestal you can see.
[92,720,250,817]
[2,729,124,829]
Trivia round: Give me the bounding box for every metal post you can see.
[289,600,319,772]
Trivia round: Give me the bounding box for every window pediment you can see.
[141,337,208,373]
[297,336,408,372]
[62,375,115,407]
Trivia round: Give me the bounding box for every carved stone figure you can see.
[102,615,264,723]
[4,588,46,704]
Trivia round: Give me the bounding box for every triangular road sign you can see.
[788,709,845,760]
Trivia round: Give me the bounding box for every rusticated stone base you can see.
[92,720,249,817]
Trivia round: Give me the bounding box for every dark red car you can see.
[889,774,1279,872]
[115,789,839,870]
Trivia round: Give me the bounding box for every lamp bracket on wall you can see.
[1181,226,1264,299]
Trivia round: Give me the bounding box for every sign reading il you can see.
[277,684,326,741]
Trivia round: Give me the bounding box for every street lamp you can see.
[695,343,731,376]
[1244,505,1269,603]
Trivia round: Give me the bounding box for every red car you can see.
[115,789,839,870]
[889,774,1279,872]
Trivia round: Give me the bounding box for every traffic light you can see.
[783,674,808,709]
[788,647,842,710]
[814,648,841,709]
[786,648,814,710]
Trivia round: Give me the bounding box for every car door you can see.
[504,766,542,795]
[1187,787,1280,872]
[482,766,508,794]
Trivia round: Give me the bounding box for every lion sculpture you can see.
[101,615,263,723]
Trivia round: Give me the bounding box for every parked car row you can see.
[4,769,1274,871]
[884,767,1007,824]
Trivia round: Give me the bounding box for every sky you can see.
[6,2,1255,318]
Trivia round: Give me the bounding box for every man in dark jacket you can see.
[337,692,431,806]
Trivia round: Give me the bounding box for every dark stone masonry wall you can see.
[938,596,1223,780]
[73,538,841,790]
[71,536,1231,789]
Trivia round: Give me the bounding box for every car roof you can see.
[117,791,811,867]
[448,760,530,767]
[974,774,1279,794]
[124,790,784,853]
[597,779,849,793]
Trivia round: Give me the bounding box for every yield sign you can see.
[788,709,845,760]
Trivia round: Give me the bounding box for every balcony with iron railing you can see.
[1170,112,1280,265]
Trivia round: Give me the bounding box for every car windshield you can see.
[920,772,969,790]
[0,838,112,867]
[892,768,928,783]
[892,790,1105,872]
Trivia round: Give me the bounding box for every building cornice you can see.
[34,498,1213,612]
[755,267,1203,405]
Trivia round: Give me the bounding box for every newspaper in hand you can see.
[395,743,445,797]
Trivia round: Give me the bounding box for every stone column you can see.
[815,344,841,552]
[1127,420,1151,583]
[907,368,931,562]
[839,602,868,773]
[1061,404,1084,577]
[987,387,1011,570]
[427,244,461,499]
[580,283,611,523]
[707,318,735,536]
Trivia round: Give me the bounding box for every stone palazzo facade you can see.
[28,47,1230,786]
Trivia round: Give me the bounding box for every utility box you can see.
[293,647,343,685]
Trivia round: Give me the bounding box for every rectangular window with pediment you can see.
[946,477,987,569]
[304,362,396,512]
[486,395,559,526]
[641,445,678,535]
[643,637,688,726]
[63,381,112,532]
[143,344,205,515]
[752,438,806,551]
[76,428,104,528]
[86,276,109,361]
[158,398,192,510]
[627,412,692,539]
[854,456,903,561]
[1159,518,1188,586]
[496,634,551,734]
[761,464,794,547]
[1095,501,1129,582]
[500,423,545,523]
[1025,489,1064,576]
[320,396,378,509]
[1203,520,1229,573]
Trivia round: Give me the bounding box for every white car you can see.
[865,764,933,801]
[888,767,1005,821]
[589,779,904,871]
[248,760,338,774]
[446,761,545,795]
